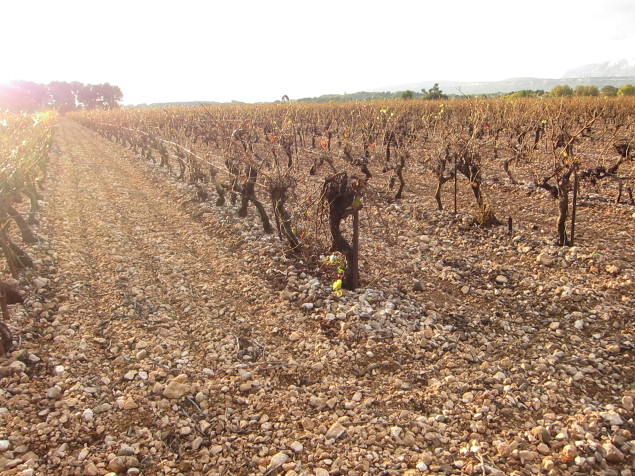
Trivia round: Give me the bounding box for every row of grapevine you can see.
[70,98,634,289]
[0,110,57,354]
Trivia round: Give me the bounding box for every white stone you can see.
[600,411,623,426]
[269,451,289,467]
[325,421,346,439]
[82,409,94,422]
[46,385,62,399]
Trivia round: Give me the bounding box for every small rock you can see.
[495,275,508,284]
[46,385,62,399]
[123,370,137,380]
[325,421,346,440]
[280,290,294,301]
[289,331,301,342]
[301,418,315,431]
[269,451,289,467]
[82,409,94,422]
[518,450,538,463]
[532,426,550,443]
[412,281,424,292]
[210,445,223,455]
[162,381,190,399]
[0,458,22,470]
[561,444,576,460]
[9,361,27,373]
[93,403,112,414]
[33,277,48,288]
[601,411,623,426]
[84,462,99,476]
[0,440,9,451]
[290,441,303,453]
[603,442,625,463]
[117,444,135,456]
[416,461,428,471]
[492,371,506,381]
[108,456,139,473]
[622,395,634,411]
[542,458,555,471]
[309,396,325,408]
[536,253,553,266]
[121,397,139,410]
[191,436,203,450]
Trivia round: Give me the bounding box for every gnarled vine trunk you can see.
[323,172,362,290]
[237,166,272,234]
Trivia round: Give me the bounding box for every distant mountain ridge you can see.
[367,58,635,97]
[563,58,635,78]
[368,76,635,97]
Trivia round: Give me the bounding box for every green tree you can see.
[509,90,535,98]
[550,85,573,97]
[401,90,414,100]
[422,83,447,100]
[574,85,599,97]
[617,84,635,96]
[600,85,618,97]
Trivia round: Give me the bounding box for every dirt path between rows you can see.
[1,119,313,475]
[1,119,634,476]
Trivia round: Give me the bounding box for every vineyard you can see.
[0,98,634,475]
[0,110,55,353]
[72,98,635,286]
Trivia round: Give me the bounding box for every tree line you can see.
[0,81,123,113]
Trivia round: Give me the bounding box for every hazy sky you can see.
[2,0,634,104]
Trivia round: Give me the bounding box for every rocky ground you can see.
[0,118,634,475]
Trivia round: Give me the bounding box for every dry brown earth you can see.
[0,119,634,475]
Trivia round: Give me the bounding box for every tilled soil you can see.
[0,119,634,475]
